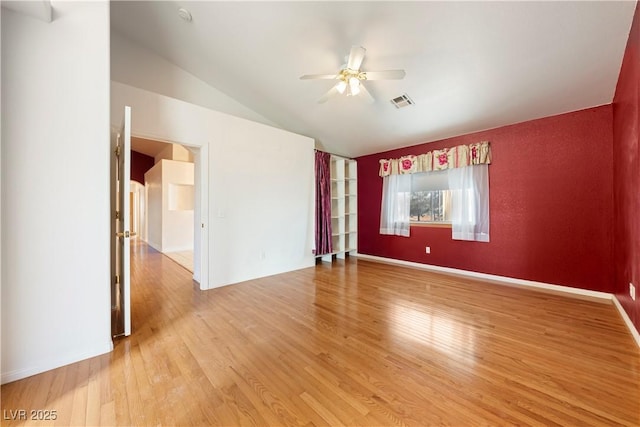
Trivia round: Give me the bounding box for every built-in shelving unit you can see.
[321,155,357,262]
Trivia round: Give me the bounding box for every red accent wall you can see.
[613,2,640,334]
[131,150,154,184]
[357,106,614,293]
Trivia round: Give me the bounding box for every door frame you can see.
[132,132,209,289]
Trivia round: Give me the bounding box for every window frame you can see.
[409,172,452,228]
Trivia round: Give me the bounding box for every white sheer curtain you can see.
[447,164,489,242]
[380,174,412,237]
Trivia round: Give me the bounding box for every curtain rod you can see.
[314,149,354,160]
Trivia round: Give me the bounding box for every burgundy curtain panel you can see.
[315,151,333,255]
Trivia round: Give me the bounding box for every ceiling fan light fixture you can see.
[301,45,405,103]
[348,76,361,95]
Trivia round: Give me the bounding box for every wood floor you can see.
[2,241,639,426]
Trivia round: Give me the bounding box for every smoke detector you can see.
[178,7,192,22]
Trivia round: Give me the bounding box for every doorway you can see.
[129,135,208,287]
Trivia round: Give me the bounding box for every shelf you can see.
[320,155,357,264]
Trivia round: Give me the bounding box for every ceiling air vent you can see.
[390,94,414,109]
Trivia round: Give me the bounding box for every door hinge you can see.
[115,210,120,220]
[115,275,120,285]
[114,144,121,157]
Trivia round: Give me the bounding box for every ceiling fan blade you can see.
[318,85,340,104]
[358,83,375,104]
[347,46,366,70]
[362,70,406,80]
[300,73,338,80]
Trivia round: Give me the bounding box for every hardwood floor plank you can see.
[2,242,639,426]
[303,365,369,417]
[84,357,101,427]
[98,400,115,427]
[299,391,345,427]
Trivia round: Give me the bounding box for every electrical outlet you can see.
[425,246,430,254]
[630,283,636,301]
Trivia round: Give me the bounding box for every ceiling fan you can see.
[300,46,406,104]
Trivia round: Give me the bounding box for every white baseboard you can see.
[1,340,113,385]
[354,253,640,348]
[612,295,640,348]
[146,240,162,252]
[354,253,611,300]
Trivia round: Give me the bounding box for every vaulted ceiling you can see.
[111,1,636,158]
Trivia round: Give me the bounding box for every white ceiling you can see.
[2,0,51,22]
[111,1,636,158]
[131,136,170,158]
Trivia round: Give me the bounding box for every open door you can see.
[112,106,132,337]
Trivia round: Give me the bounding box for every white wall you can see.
[191,146,204,284]
[0,4,4,378]
[145,159,194,253]
[163,160,194,252]
[1,2,112,383]
[155,144,192,164]
[145,161,163,251]
[112,82,316,289]
[111,32,278,129]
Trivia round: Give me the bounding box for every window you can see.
[410,171,451,224]
[379,142,490,240]
[380,166,489,241]
[410,190,451,222]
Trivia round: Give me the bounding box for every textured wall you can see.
[357,106,614,293]
[613,2,640,334]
